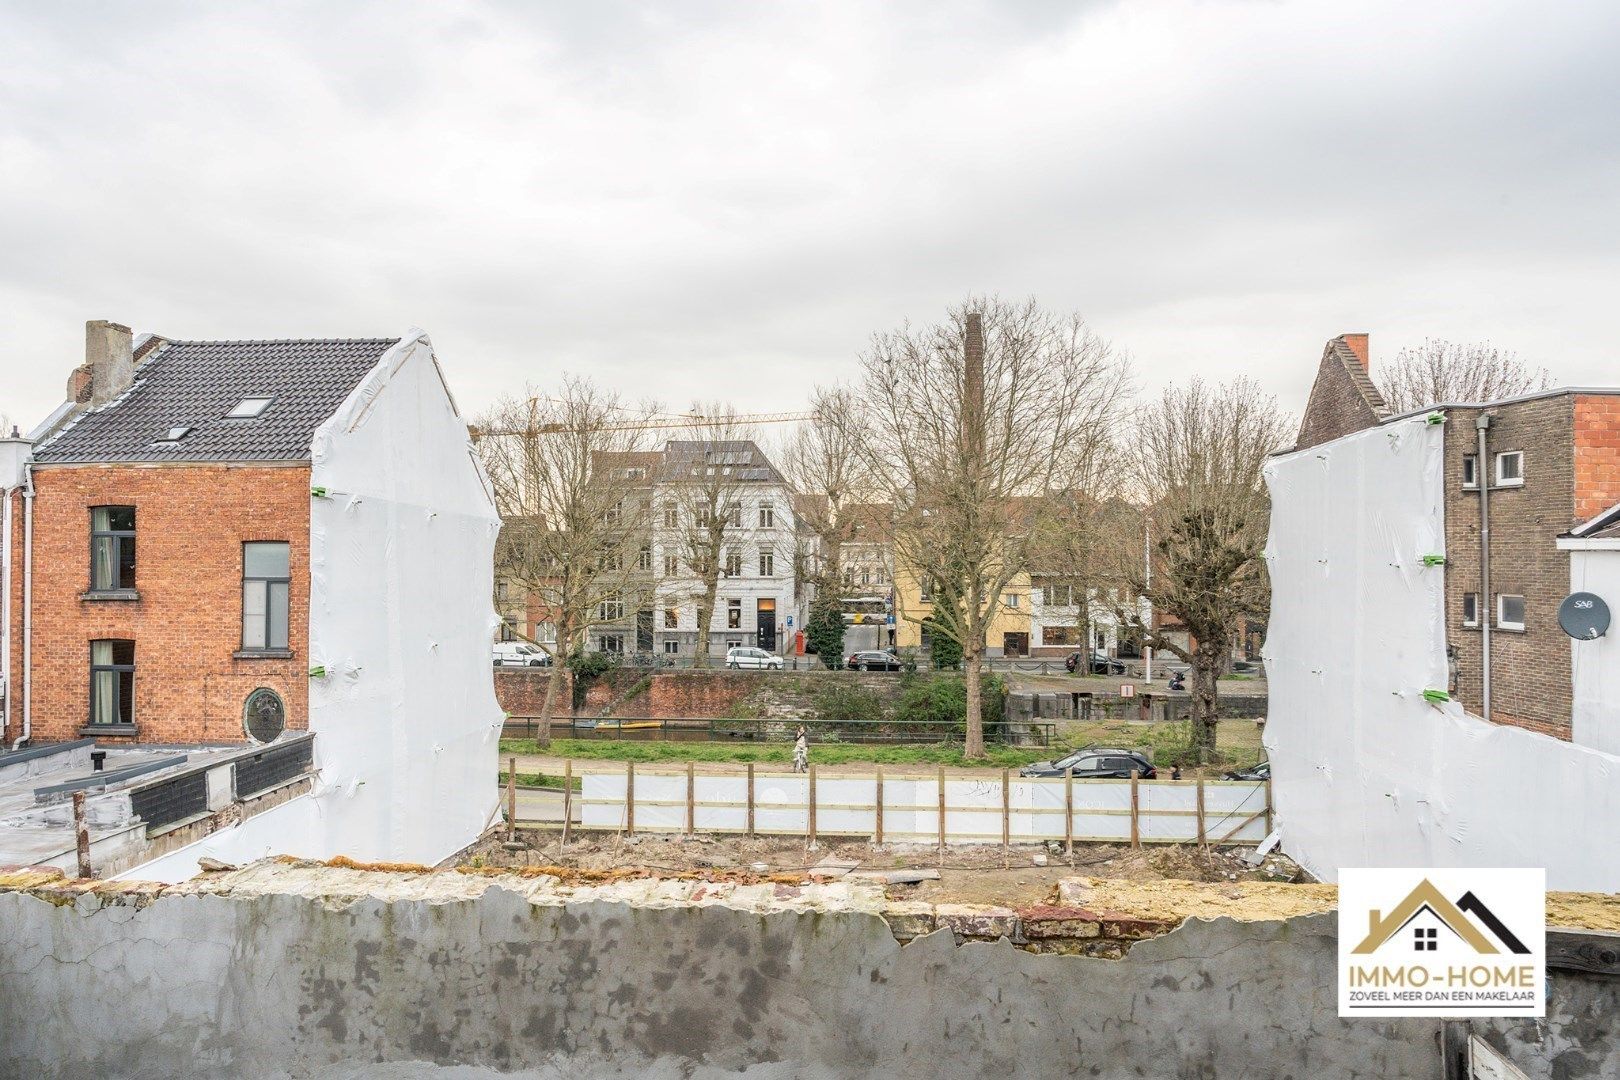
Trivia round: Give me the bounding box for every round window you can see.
[243,687,286,744]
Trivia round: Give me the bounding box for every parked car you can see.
[1019,748,1156,779]
[846,650,904,671]
[492,642,550,667]
[1064,650,1126,675]
[1223,760,1270,782]
[726,647,784,670]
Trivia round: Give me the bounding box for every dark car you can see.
[1064,650,1126,675]
[1223,760,1270,782]
[846,650,904,671]
[1019,748,1156,779]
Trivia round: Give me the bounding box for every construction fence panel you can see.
[578,768,1270,845]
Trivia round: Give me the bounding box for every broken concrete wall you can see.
[4,867,1615,1078]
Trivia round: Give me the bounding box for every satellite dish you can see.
[1557,592,1610,640]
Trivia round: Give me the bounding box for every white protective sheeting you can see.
[122,331,502,882]
[578,772,1267,844]
[1264,414,1620,892]
[1564,545,1620,755]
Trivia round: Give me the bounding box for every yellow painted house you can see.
[891,557,1035,658]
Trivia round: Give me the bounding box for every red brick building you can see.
[1295,333,1620,739]
[2,321,397,747]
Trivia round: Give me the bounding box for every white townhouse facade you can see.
[589,441,801,660]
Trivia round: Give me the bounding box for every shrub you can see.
[805,598,846,669]
[926,621,962,670]
[895,673,1009,736]
[815,683,887,725]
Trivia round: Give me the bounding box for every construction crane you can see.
[472,409,817,438]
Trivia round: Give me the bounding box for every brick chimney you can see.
[75,320,134,407]
[1341,333,1370,372]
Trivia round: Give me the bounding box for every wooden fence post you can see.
[685,761,695,836]
[626,762,635,836]
[72,791,92,879]
[807,764,817,846]
[874,766,884,845]
[506,756,517,842]
[562,759,573,845]
[937,766,947,859]
[1001,768,1010,866]
[1064,767,1074,858]
[1264,776,1274,836]
[1130,770,1141,848]
[1196,775,1206,848]
[746,763,755,837]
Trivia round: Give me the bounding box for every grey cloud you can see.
[1,0,1617,429]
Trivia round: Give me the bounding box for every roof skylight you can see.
[226,397,273,419]
[154,426,192,444]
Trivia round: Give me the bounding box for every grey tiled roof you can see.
[32,338,397,463]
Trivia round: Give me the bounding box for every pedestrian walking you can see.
[793,725,809,774]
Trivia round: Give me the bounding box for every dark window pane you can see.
[107,507,134,531]
[111,640,134,666]
[120,537,136,588]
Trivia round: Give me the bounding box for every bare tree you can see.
[658,405,760,668]
[1376,339,1552,412]
[1114,378,1291,763]
[857,297,1127,757]
[779,385,874,587]
[474,378,656,746]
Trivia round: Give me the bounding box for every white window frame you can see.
[1494,451,1524,488]
[1461,454,1479,490]
[1462,592,1479,628]
[1496,593,1526,631]
[759,502,775,528]
[1004,593,1020,609]
[758,549,774,577]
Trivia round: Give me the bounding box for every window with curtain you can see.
[242,542,291,650]
[90,506,136,591]
[89,639,135,727]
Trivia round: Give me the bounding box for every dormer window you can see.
[226,397,273,419]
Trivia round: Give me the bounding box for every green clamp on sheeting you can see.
[1426,411,1446,425]
[1422,688,1450,704]
[309,664,327,678]
[311,486,329,498]
[1422,554,1446,567]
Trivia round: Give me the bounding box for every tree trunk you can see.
[1191,641,1220,764]
[693,579,719,669]
[963,646,985,759]
[535,661,561,750]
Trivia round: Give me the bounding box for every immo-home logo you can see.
[1338,868,1545,1018]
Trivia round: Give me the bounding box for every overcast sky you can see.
[3,0,1617,432]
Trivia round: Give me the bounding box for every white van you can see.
[493,642,551,667]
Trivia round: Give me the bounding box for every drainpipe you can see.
[12,462,33,750]
[2,484,11,743]
[1476,413,1492,722]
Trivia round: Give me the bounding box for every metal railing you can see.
[501,714,1053,747]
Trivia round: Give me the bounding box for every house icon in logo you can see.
[1350,878,1531,956]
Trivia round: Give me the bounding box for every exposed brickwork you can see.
[1574,395,1620,521]
[1442,400,1575,738]
[6,465,310,745]
[647,671,759,717]
[1293,336,1389,451]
